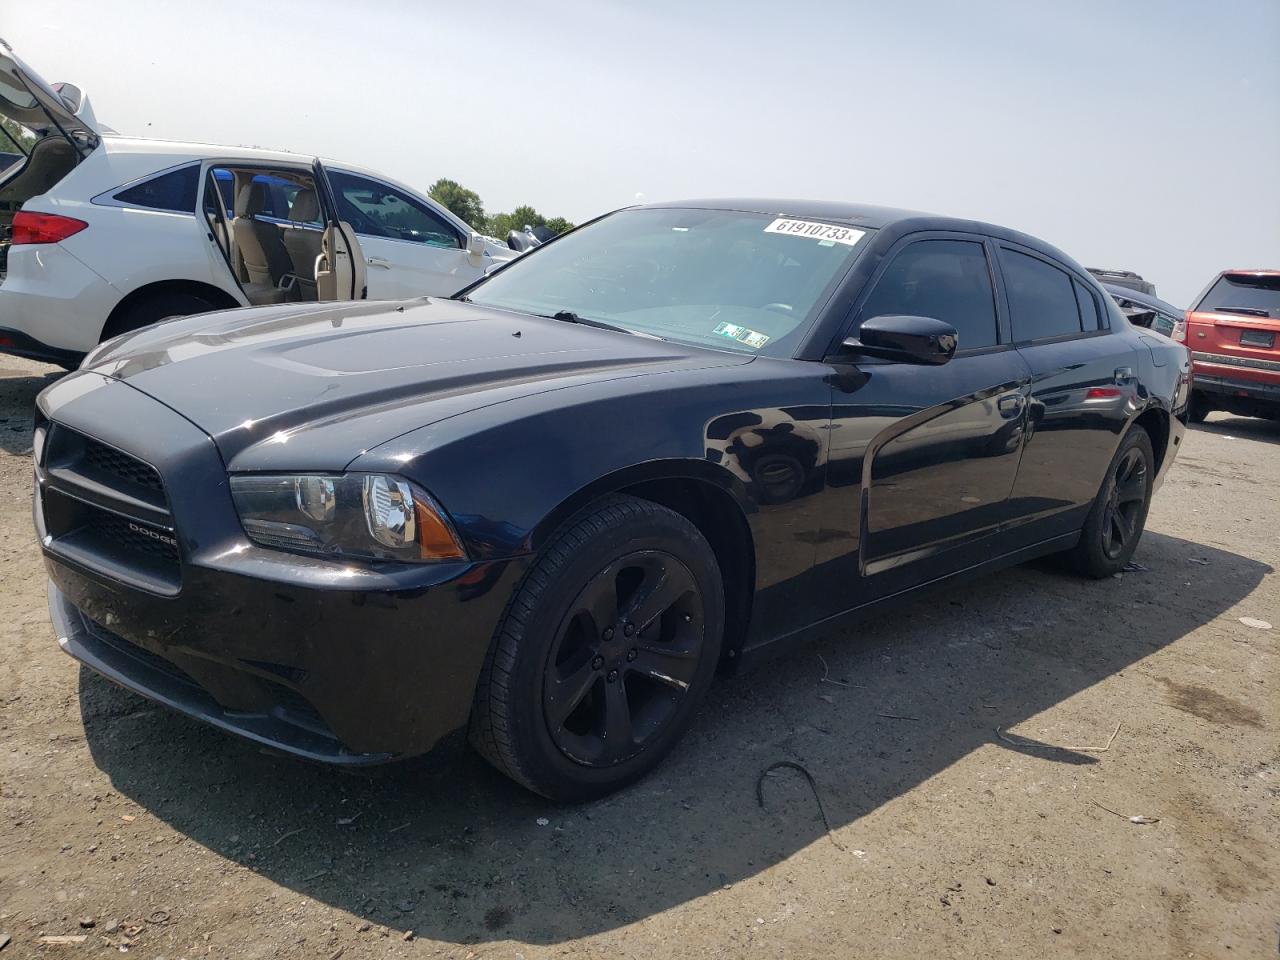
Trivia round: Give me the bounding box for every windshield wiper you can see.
[540,310,636,335]
[1213,305,1271,318]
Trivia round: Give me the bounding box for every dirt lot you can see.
[1,355,1275,959]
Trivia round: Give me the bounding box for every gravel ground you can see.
[1,355,1275,959]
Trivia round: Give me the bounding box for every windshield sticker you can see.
[714,321,770,349]
[764,218,865,247]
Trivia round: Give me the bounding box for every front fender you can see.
[526,457,755,553]
[348,366,832,567]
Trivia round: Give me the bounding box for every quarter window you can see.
[859,239,999,350]
[1074,280,1101,331]
[1002,250,1082,341]
[113,165,199,213]
[328,172,460,248]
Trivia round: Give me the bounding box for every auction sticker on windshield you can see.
[764,218,865,246]
[714,321,770,348]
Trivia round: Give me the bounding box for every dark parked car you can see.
[35,199,1189,799]
[1104,283,1185,339]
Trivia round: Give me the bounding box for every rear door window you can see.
[1001,249,1082,342]
[858,239,999,350]
[205,168,234,218]
[113,165,199,213]
[1074,280,1101,331]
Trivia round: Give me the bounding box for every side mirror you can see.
[466,233,486,260]
[841,314,957,365]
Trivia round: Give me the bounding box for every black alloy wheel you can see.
[469,495,724,801]
[1100,445,1148,560]
[1067,425,1154,578]
[543,550,704,766]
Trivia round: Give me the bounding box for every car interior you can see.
[205,167,331,306]
[0,133,79,248]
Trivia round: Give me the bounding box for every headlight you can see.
[229,473,465,563]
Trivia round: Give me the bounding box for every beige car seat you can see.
[231,181,291,304]
[282,188,324,296]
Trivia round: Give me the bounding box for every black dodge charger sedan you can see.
[35,199,1190,799]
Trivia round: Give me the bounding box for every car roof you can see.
[1102,283,1184,316]
[96,135,472,235]
[636,198,1090,275]
[99,135,389,182]
[639,197,928,229]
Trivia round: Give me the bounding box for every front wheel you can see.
[1066,426,1154,578]
[469,495,724,801]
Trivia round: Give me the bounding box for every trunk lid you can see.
[0,39,99,154]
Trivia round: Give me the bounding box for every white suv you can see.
[0,42,514,367]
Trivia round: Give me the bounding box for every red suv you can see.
[1183,270,1280,422]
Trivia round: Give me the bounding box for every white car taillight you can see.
[11,211,88,245]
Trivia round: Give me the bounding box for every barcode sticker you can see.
[764,218,865,247]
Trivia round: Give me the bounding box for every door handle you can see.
[997,393,1025,417]
[1114,366,1134,384]
[366,257,392,269]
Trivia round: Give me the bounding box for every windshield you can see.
[1195,274,1280,319]
[465,207,870,356]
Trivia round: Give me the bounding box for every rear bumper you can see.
[1192,369,1280,404]
[0,243,118,353]
[0,325,84,367]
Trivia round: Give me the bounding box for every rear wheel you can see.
[1188,391,1211,424]
[469,495,724,801]
[101,290,221,341]
[1067,426,1154,578]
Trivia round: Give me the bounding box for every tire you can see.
[1066,426,1155,578]
[469,495,725,801]
[1188,391,1211,424]
[101,290,219,342]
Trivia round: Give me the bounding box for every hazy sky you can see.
[4,0,1277,305]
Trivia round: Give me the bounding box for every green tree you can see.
[0,118,36,156]
[486,205,551,240]
[428,178,486,231]
[544,216,575,235]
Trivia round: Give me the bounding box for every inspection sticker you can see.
[714,321,770,349]
[764,218,865,247]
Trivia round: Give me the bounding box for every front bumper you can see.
[45,551,522,763]
[36,370,525,763]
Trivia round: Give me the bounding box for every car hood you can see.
[85,298,751,470]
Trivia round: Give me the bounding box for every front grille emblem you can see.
[128,521,178,547]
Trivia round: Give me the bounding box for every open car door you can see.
[312,159,367,302]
